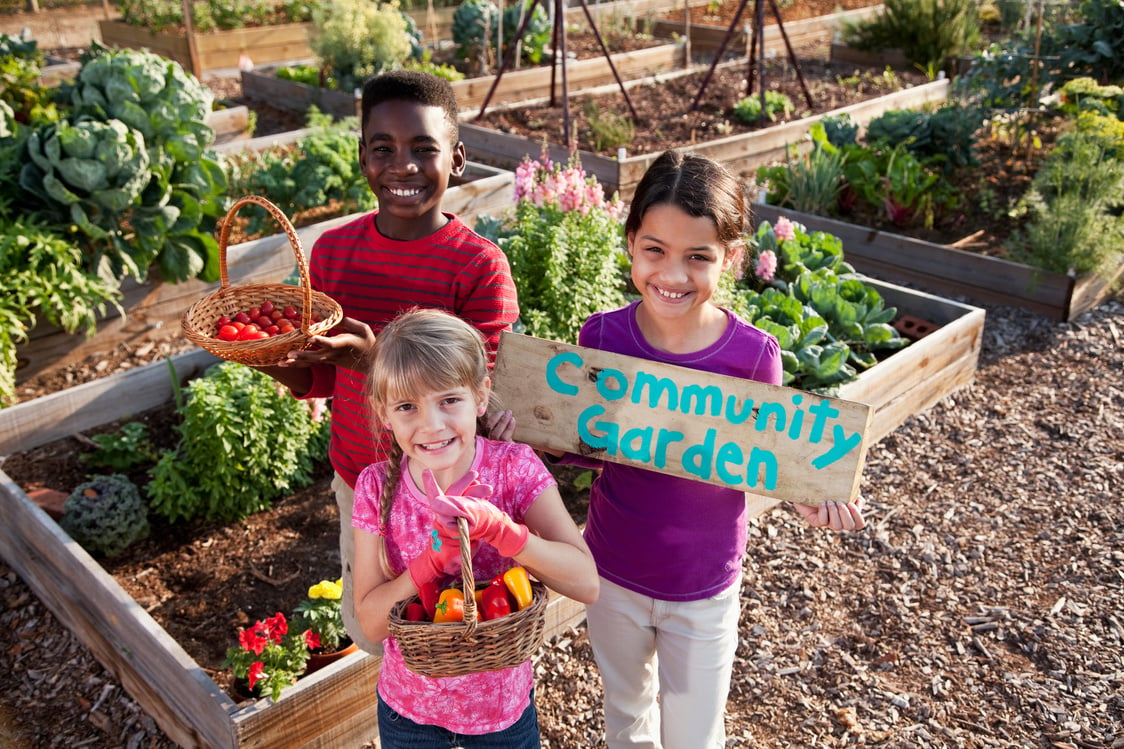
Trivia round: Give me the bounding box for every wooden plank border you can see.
[753,204,1124,321]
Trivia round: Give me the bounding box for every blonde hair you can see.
[366,307,490,576]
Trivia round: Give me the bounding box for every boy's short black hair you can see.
[360,70,460,145]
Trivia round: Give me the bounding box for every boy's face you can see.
[360,100,467,240]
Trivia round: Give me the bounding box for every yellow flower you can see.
[308,579,342,600]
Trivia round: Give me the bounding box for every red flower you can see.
[247,661,265,690]
[264,612,288,643]
[239,627,267,655]
[303,630,321,651]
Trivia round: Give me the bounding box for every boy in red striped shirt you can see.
[256,70,519,654]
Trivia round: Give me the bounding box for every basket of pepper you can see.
[387,517,549,678]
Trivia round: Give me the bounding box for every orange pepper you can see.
[502,566,533,611]
[433,588,465,623]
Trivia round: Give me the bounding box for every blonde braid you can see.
[377,440,404,580]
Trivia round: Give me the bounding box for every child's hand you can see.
[790,496,866,531]
[485,409,516,442]
[423,469,529,558]
[277,316,376,370]
[406,523,465,590]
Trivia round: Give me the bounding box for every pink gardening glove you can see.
[423,469,529,558]
[407,519,464,590]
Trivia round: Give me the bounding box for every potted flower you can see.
[292,577,358,672]
[222,612,317,701]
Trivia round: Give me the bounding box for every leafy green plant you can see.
[80,422,158,472]
[59,474,150,558]
[730,218,909,392]
[733,91,793,123]
[840,0,981,75]
[309,0,417,93]
[0,211,121,407]
[117,0,323,33]
[865,103,985,172]
[820,113,860,148]
[475,150,628,344]
[755,124,846,216]
[452,0,550,73]
[147,362,331,523]
[0,33,61,127]
[275,63,336,90]
[221,108,375,233]
[15,45,228,285]
[583,98,635,152]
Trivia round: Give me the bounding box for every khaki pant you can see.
[333,473,384,656]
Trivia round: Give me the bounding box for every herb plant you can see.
[733,91,794,124]
[309,0,418,93]
[80,422,158,472]
[147,362,331,523]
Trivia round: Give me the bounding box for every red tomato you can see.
[282,305,299,320]
[269,309,284,322]
[216,315,232,327]
[247,306,261,319]
[236,324,261,341]
[216,324,240,341]
[278,322,295,334]
[231,321,246,331]
[260,300,275,315]
[233,312,252,325]
[265,325,281,336]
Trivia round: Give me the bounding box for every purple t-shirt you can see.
[577,301,783,601]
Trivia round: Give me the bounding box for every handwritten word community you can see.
[545,351,864,491]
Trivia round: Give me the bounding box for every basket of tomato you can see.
[387,518,549,678]
[181,195,343,367]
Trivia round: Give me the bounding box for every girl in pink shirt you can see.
[351,308,598,746]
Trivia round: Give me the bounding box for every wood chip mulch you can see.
[2,296,1123,748]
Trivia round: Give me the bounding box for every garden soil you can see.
[3,3,1123,748]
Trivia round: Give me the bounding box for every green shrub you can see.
[309,0,416,93]
[583,98,635,152]
[865,103,985,172]
[452,0,549,73]
[117,0,323,33]
[1008,129,1124,277]
[840,0,981,75]
[147,362,331,523]
[80,422,158,472]
[60,474,150,558]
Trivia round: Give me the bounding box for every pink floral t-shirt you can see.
[351,437,555,734]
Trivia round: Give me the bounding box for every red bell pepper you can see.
[480,577,513,621]
[405,602,427,622]
[418,580,440,620]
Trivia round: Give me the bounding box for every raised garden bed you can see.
[97,19,314,75]
[13,160,514,388]
[753,204,1124,322]
[239,41,689,119]
[0,275,982,746]
[462,74,948,201]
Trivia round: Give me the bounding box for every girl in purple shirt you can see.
[577,150,866,749]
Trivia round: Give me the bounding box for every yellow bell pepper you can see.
[502,566,533,611]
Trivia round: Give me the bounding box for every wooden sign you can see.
[493,333,874,504]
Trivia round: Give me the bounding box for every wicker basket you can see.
[387,518,549,678]
[181,195,343,367]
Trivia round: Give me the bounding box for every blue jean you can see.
[377,691,542,749]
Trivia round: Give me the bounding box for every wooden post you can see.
[180,0,202,79]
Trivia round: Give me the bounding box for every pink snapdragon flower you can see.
[755,250,778,282]
[774,216,796,242]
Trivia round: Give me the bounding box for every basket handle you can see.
[217,196,316,336]
[457,516,478,638]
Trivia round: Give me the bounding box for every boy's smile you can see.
[360,99,467,241]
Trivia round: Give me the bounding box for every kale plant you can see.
[60,474,150,559]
